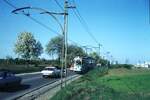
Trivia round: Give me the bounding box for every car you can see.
[0,70,22,88]
[41,67,63,78]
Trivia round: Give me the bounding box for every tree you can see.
[5,55,13,65]
[89,52,110,67]
[46,36,86,66]
[46,36,63,62]
[14,32,43,60]
[67,44,86,66]
[99,59,110,67]
[89,52,100,63]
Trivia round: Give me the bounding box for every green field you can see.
[51,67,150,100]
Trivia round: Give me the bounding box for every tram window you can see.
[76,60,81,65]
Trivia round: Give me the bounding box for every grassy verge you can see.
[51,67,150,100]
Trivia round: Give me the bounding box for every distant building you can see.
[135,62,150,68]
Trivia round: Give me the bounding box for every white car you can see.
[41,67,62,78]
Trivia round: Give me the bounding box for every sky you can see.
[0,0,150,64]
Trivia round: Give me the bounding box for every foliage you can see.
[46,36,86,66]
[51,67,108,100]
[0,58,60,73]
[99,58,110,66]
[46,36,63,62]
[51,68,150,100]
[89,52,100,62]
[67,44,86,66]
[14,32,43,60]
[110,64,133,69]
[89,52,110,67]
[0,64,44,74]
[0,58,56,66]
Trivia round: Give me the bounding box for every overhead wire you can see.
[27,16,60,35]
[52,0,86,47]
[72,0,99,44]
[3,0,61,36]
[3,0,17,8]
[3,0,103,55]
[53,0,106,54]
[72,0,113,58]
[3,0,83,46]
[53,0,64,11]
[52,0,102,50]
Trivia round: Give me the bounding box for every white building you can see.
[135,62,150,68]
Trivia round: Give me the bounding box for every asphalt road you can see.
[0,70,75,100]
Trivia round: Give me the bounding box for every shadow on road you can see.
[0,84,30,92]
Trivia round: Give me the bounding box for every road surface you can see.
[0,70,75,100]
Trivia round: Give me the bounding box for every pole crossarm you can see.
[67,6,76,9]
[40,11,68,15]
[12,6,31,14]
[12,6,65,33]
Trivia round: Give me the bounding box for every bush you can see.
[0,58,56,74]
[0,65,45,74]
[51,67,109,100]
[110,64,133,69]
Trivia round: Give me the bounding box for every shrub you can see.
[110,64,133,69]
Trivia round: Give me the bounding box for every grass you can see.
[51,67,150,100]
[100,68,150,93]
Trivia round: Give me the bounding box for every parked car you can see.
[0,70,22,88]
[41,67,65,78]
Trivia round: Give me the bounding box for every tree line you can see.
[1,32,110,67]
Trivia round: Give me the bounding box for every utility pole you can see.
[64,0,68,87]
[10,0,74,88]
[60,0,67,89]
[82,46,92,55]
[98,43,101,57]
[63,0,76,87]
[106,51,110,66]
[83,46,88,55]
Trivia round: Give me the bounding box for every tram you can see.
[72,56,96,74]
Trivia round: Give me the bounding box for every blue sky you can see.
[0,0,150,64]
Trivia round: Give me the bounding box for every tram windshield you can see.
[75,60,82,65]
